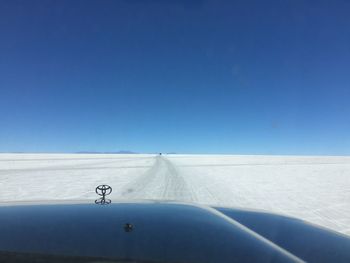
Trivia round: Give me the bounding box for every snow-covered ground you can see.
[0,153,349,236]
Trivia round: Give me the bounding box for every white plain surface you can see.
[0,153,349,236]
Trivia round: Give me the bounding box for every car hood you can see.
[0,200,349,263]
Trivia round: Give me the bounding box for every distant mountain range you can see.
[75,150,136,154]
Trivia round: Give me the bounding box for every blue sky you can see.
[1,0,350,154]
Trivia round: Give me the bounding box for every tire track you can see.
[120,156,196,202]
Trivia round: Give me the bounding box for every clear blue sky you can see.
[1,0,350,155]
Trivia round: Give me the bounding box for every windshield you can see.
[0,0,349,239]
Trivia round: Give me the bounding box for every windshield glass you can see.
[0,0,349,238]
